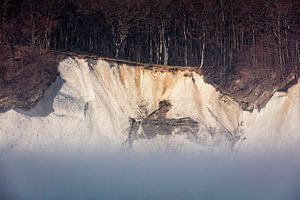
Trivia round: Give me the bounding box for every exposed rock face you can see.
[1,47,297,114]
[0,49,299,153]
[126,101,199,146]
[141,118,199,139]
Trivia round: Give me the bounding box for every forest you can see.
[1,0,300,73]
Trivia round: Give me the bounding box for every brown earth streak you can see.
[0,46,298,113]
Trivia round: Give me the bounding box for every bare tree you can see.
[100,0,145,58]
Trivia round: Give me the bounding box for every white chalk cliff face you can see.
[0,56,299,154]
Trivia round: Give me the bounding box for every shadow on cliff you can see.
[15,77,65,117]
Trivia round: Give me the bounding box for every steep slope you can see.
[238,82,300,151]
[0,46,60,112]
[0,54,299,153]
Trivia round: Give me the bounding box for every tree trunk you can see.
[149,31,153,64]
[252,28,256,68]
[162,23,168,65]
[183,23,188,66]
[200,32,206,68]
[296,40,300,69]
[115,43,120,58]
[284,18,289,68]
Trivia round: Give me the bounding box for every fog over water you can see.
[0,151,300,200]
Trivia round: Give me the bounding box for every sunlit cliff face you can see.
[0,56,299,154]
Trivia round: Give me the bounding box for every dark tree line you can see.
[1,0,300,72]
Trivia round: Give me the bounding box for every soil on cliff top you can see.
[0,45,62,112]
[0,46,298,112]
[202,65,299,111]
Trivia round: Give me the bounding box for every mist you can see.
[1,151,300,200]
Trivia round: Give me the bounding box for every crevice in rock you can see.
[126,100,200,147]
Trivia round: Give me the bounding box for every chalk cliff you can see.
[0,54,299,153]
